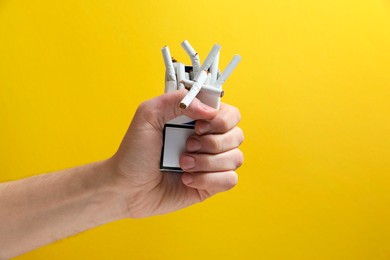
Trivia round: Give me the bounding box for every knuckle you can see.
[207,135,222,152]
[237,127,245,145]
[137,100,155,119]
[235,149,244,168]
[234,107,242,123]
[198,154,213,170]
[218,116,231,131]
[225,171,238,190]
[233,127,244,146]
[136,100,149,113]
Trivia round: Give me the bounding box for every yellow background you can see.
[1,0,390,259]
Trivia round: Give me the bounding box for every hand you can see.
[0,89,243,257]
[110,89,244,218]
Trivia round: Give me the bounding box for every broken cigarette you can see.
[161,46,177,93]
[181,40,201,75]
[179,44,222,109]
[179,70,208,109]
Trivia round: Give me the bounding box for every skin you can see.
[0,90,244,259]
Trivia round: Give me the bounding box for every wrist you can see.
[105,155,156,219]
[85,159,130,222]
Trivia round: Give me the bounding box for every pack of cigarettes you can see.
[160,40,241,172]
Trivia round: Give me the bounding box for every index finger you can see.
[195,103,241,135]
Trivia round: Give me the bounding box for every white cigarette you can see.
[181,40,201,74]
[179,44,222,109]
[165,80,177,93]
[215,54,241,87]
[183,81,224,97]
[180,79,194,87]
[209,51,220,84]
[205,72,212,85]
[176,62,185,90]
[161,46,176,83]
[194,44,221,80]
[179,70,208,109]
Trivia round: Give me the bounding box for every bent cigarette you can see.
[179,45,221,109]
[194,44,221,80]
[161,46,176,83]
[176,62,186,90]
[215,54,241,87]
[181,40,201,74]
[183,81,224,97]
[179,70,208,109]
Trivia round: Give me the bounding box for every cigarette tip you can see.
[179,103,187,109]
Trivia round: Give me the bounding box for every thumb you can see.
[134,89,218,128]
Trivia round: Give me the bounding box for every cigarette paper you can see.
[165,80,177,93]
[161,46,176,83]
[205,73,213,85]
[215,54,241,87]
[179,70,208,109]
[180,78,194,87]
[176,62,186,90]
[210,51,220,84]
[194,44,221,80]
[181,40,201,74]
[184,81,224,97]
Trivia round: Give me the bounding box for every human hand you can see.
[109,89,244,218]
[0,89,244,258]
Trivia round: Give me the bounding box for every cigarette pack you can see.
[160,65,221,172]
[160,41,240,172]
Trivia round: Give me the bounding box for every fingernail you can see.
[182,173,193,185]
[186,137,201,152]
[198,122,211,134]
[181,155,196,170]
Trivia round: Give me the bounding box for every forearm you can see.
[0,159,127,259]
